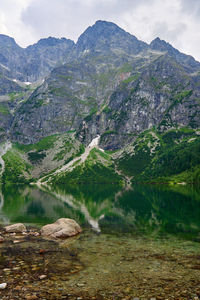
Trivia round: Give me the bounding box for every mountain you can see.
[76,20,148,55]
[0,35,74,82]
[0,20,199,184]
[25,37,75,81]
[150,37,200,73]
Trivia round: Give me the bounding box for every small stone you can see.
[39,275,47,280]
[13,240,23,244]
[34,232,40,236]
[3,268,10,272]
[77,283,85,287]
[14,285,22,291]
[32,267,39,271]
[0,283,7,289]
[4,223,27,233]
[25,295,38,300]
[0,236,4,243]
[39,249,46,255]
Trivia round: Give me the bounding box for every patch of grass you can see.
[174,90,193,103]
[121,74,139,85]
[0,104,9,115]
[14,135,58,153]
[53,140,73,161]
[102,106,112,114]
[117,63,132,74]
[2,150,32,183]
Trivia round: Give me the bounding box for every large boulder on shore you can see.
[41,218,82,238]
[4,223,27,233]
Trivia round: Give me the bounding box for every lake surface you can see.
[0,183,200,240]
[0,183,200,299]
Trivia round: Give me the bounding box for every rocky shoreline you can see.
[0,222,199,299]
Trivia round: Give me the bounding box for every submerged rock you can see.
[4,223,27,233]
[0,283,7,289]
[41,218,82,238]
[39,275,47,280]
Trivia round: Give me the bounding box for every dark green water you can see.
[0,183,200,240]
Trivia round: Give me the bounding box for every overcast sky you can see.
[0,0,199,60]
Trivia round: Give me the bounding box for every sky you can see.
[0,0,200,60]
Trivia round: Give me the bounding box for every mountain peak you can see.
[150,37,172,51]
[93,20,121,29]
[0,34,18,47]
[76,20,147,55]
[27,36,75,49]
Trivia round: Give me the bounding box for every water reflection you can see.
[0,183,200,239]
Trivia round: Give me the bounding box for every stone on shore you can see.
[0,283,7,289]
[4,223,27,233]
[41,218,82,238]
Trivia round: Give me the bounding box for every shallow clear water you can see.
[0,184,200,299]
[0,183,200,240]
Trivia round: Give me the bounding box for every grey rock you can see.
[41,218,82,238]
[0,283,7,289]
[4,223,27,233]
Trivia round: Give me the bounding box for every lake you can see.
[1,183,200,239]
[0,183,200,299]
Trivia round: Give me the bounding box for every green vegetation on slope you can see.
[0,104,10,115]
[50,148,123,185]
[141,138,200,183]
[117,128,200,184]
[117,130,160,177]
[14,135,58,152]
[2,150,32,184]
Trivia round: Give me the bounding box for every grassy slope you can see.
[50,148,123,185]
[1,126,200,185]
[117,128,200,184]
[2,149,32,184]
[1,133,83,183]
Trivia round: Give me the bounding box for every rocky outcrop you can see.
[41,218,82,238]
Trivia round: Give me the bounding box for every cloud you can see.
[21,0,154,43]
[180,0,200,16]
[0,0,32,46]
[0,0,200,61]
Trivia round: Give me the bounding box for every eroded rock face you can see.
[4,223,27,233]
[41,218,82,238]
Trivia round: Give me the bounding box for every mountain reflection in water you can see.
[0,183,200,240]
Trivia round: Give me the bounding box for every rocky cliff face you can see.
[0,35,74,82]
[0,20,199,154]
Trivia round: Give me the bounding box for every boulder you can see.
[4,223,27,233]
[41,218,82,238]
